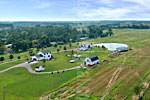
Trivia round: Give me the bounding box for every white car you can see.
[35,66,43,72]
[73,54,81,58]
[70,60,75,63]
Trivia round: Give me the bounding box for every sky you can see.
[0,0,150,21]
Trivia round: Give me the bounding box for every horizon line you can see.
[1,19,150,22]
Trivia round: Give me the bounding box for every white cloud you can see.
[75,0,150,20]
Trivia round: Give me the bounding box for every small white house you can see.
[79,43,93,51]
[116,47,128,52]
[32,50,52,61]
[83,55,100,66]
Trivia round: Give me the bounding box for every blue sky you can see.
[0,0,150,21]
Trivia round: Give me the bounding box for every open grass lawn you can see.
[32,50,109,72]
[0,68,85,100]
[0,51,29,63]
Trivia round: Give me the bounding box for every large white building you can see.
[83,55,100,66]
[32,50,52,61]
[79,43,93,51]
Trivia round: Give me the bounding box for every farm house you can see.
[32,50,52,61]
[83,55,100,66]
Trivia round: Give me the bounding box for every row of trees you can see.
[0,24,113,53]
[0,55,16,61]
[118,24,149,29]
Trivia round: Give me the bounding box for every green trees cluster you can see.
[118,24,149,29]
[0,24,114,53]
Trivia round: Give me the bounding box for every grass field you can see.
[0,68,85,100]
[0,59,27,71]
[1,29,150,100]
[0,45,108,100]
[42,29,150,100]
[32,50,109,72]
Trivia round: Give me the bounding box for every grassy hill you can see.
[41,29,150,100]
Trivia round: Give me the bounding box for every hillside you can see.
[41,29,150,100]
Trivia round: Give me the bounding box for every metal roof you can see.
[41,50,51,54]
[88,55,99,61]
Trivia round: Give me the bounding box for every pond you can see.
[94,43,128,51]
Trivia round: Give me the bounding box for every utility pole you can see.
[2,85,6,100]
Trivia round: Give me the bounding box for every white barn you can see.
[32,50,52,61]
[84,55,100,66]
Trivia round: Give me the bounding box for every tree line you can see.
[0,24,113,53]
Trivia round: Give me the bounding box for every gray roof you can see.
[35,55,41,58]
[41,50,51,54]
[88,55,99,61]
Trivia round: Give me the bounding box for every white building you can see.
[116,47,128,52]
[83,55,100,66]
[32,50,52,61]
[79,43,93,51]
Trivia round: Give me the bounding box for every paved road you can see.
[0,61,82,74]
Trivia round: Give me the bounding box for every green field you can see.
[0,44,108,100]
[42,29,150,100]
[0,59,27,71]
[1,29,150,100]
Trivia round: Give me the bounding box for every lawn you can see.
[0,67,85,100]
[0,59,27,71]
[32,50,109,72]
[0,46,109,100]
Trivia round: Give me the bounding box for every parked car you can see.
[73,54,81,58]
[35,66,43,72]
[70,60,75,63]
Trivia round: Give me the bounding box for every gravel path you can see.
[0,61,82,74]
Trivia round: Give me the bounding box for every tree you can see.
[102,45,106,50]
[64,46,67,51]
[69,43,72,48]
[0,57,4,61]
[54,44,57,48]
[42,59,46,65]
[17,56,21,60]
[57,49,60,53]
[0,42,7,54]
[108,28,113,36]
[71,50,74,55]
[9,54,14,60]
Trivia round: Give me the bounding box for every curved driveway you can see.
[0,62,82,74]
